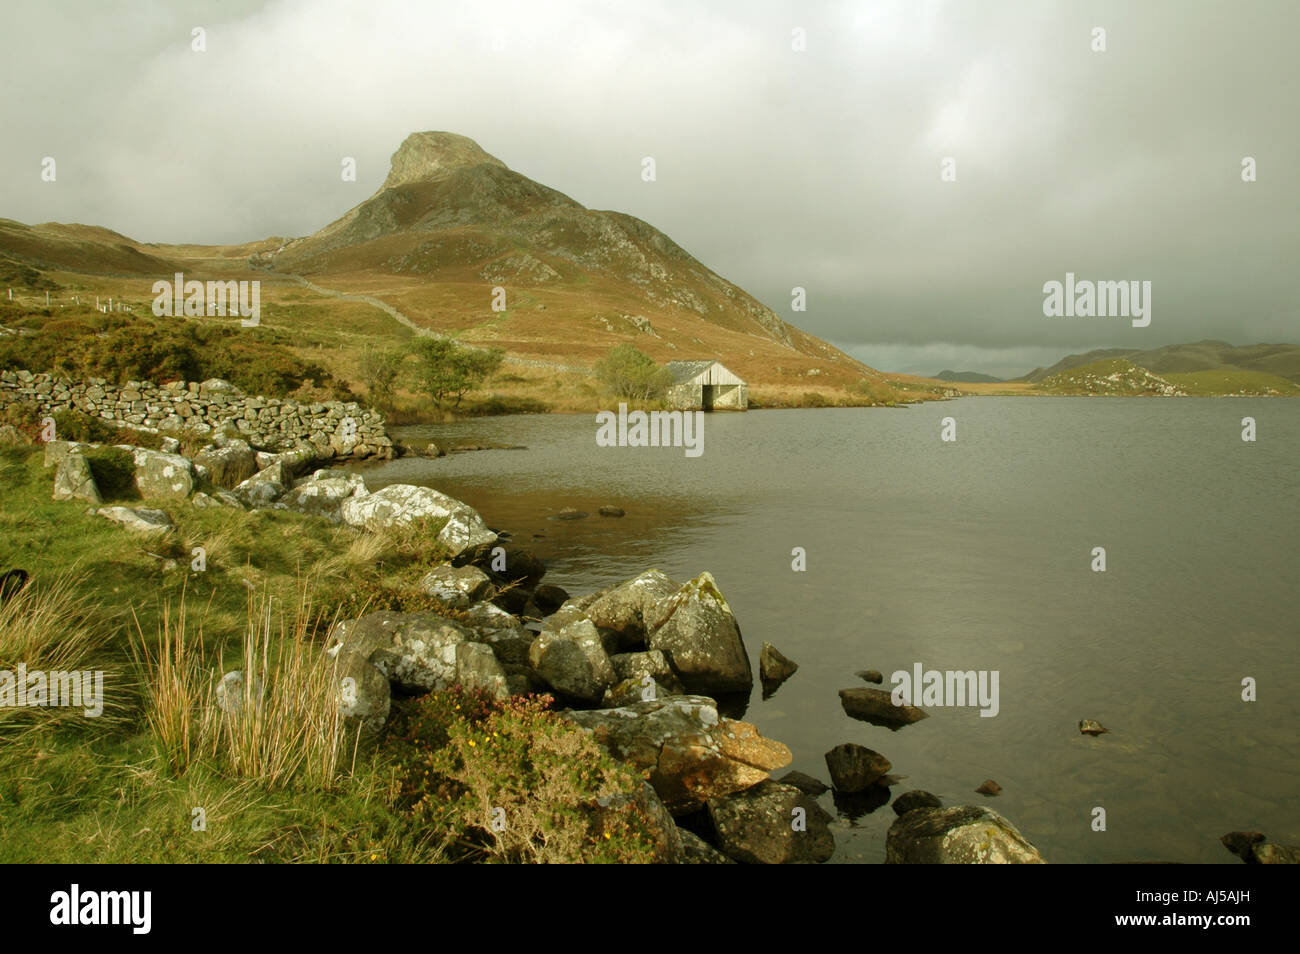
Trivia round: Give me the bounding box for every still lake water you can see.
[364,398,1299,863]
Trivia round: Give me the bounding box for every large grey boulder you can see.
[885,806,1046,864]
[586,569,680,648]
[193,442,258,489]
[420,564,495,608]
[707,780,836,864]
[646,572,752,694]
[53,452,100,503]
[120,447,194,500]
[327,611,474,695]
[528,618,617,703]
[340,483,497,558]
[564,695,791,815]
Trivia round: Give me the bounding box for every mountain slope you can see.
[268,131,865,375]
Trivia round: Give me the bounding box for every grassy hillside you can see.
[1021,340,1300,386]
[1037,359,1186,396]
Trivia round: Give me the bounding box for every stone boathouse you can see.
[665,360,748,411]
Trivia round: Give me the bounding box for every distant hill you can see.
[1020,340,1300,385]
[1037,359,1186,396]
[934,369,1005,383]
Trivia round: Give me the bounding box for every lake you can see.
[364,397,1300,863]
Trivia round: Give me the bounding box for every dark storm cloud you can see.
[1,0,1294,376]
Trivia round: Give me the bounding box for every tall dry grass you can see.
[133,586,351,790]
[0,572,125,741]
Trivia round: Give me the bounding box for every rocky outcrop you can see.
[563,695,791,815]
[279,469,368,521]
[885,806,1046,864]
[0,372,392,460]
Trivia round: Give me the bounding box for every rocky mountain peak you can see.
[381,131,507,190]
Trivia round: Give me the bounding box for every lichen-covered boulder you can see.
[120,447,194,500]
[340,483,496,558]
[233,461,289,507]
[528,619,617,703]
[53,452,100,503]
[646,572,751,694]
[455,641,510,701]
[885,806,1046,864]
[44,439,93,468]
[193,442,258,489]
[280,469,368,521]
[707,780,835,864]
[420,564,495,608]
[564,695,791,814]
[586,569,680,648]
[327,611,473,694]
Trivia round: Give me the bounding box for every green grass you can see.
[1161,369,1300,396]
[0,443,661,863]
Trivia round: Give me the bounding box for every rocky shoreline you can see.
[19,410,1060,865]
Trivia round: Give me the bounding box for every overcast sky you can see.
[2,0,1296,376]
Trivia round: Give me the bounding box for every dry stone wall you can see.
[0,370,392,460]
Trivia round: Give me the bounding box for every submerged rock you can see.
[886,806,1045,864]
[856,669,884,684]
[1079,719,1109,736]
[892,790,943,816]
[778,770,830,797]
[824,743,892,792]
[975,779,1002,796]
[759,641,798,693]
[839,687,928,728]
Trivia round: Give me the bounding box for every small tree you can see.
[595,344,672,401]
[359,345,404,411]
[408,337,504,409]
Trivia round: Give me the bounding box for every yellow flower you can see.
[468,740,476,747]
[604,832,611,839]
